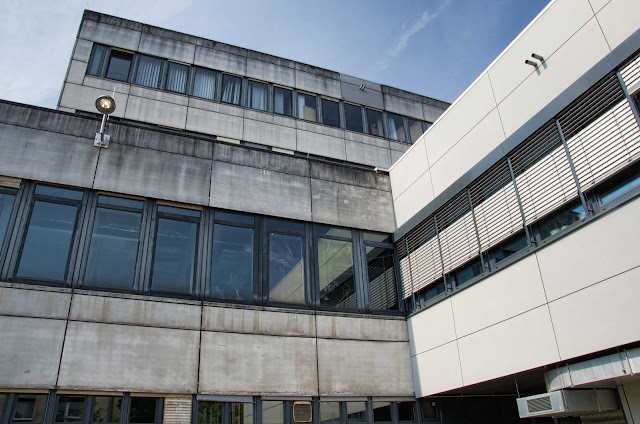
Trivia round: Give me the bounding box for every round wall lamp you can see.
[94,94,116,148]
[95,95,116,115]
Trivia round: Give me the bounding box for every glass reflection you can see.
[262,401,283,424]
[129,398,157,424]
[318,238,356,309]
[366,246,398,311]
[269,233,305,304]
[231,403,253,424]
[274,87,292,117]
[297,93,317,121]
[211,224,254,301]
[320,402,340,424]
[198,402,222,424]
[105,51,132,82]
[372,402,392,423]
[538,201,585,240]
[322,99,340,127]
[346,402,366,424]
[151,218,197,294]
[366,109,384,137]
[453,259,483,287]
[12,395,48,424]
[344,103,363,133]
[92,397,122,424]
[397,402,416,422]
[386,113,406,142]
[55,396,85,423]
[0,191,16,246]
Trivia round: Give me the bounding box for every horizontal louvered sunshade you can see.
[435,191,479,273]
[620,54,640,92]
[398,217,442,299]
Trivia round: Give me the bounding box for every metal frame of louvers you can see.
[397,54,640,303]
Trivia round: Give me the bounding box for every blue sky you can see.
[0,0,549,108]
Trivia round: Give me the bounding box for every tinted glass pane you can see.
[135,55,162,88]
[366,246,398,311]
[420,280,445,303]
[274,87,292,116]
[211,224,254,301]
[387,113,406,142]
[0,394,6,420]
[231,403,253,424]
[105,51,132,82]
[0,191,16,246]
[419,400,437,420]
[151,218,197,294]
[193,68,217,100]
[344,103,364,133]
[166,62,188,93]
[316,225,351,239]
[318,238,356,309]
[372,402,391,423]
[158,205,201,218]
[92,397,122,424]
[89,45,107,76]
[538,202,585,240]
[198,402,222,424]
[600,165,640,205]
[12,395,48,424]
[215,211,254,225]
[129,398,157,424]
[266,219,304,234]
[84,207,142,290]
[269,233,305,304]
[297,93,317,121]
[35,185,83,200]
[453,258,483,287]
[363,232,391,244]
[320,402,340,424]
[97,195,143,210]
[366,109,384,137]
[408,119,424,143]
[55,396,85,423]
[398,402,416,422]
[222,74,242,105]
[322,99,340,127]
[346,402,366,424]
[248,80,268,111]
[17,201,78,280]
[493,232,528,263]
[262,401,283,424]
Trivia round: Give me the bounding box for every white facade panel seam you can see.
[449,298,465,387]
[391,168,431,201]
[592,3,613,51]
[547,263,640,303]
[486,73,508,142]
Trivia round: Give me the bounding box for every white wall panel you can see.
[595,0,640,51]
[412,341,463,397]
[0,287,70,320]
[124,95,187,130]
[390,138,429,199]
[393,171,434,229]
[407,298,456,356]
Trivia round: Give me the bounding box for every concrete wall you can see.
[0,101,394,233]
[390,0,640,228]
[58,11,448,169]
[408,195,640,397]
[0,283,412,397]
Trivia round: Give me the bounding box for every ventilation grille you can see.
[527,396,553,414]
[163,397,192,424]
[293,402,312,423]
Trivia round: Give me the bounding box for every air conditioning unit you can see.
[292,401,312,423]
[516,389,618,418]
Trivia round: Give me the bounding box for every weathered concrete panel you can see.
[213,143,309,177]
[243,118,297,151]
[210,161,312,221]
[70,294,201,330]
[297,121,344,139]
[186,107,244,140]
[0,287,70,319]
[203,306,315,337]
[73,38,94,62]
[58,321,199,393]
[195,46,246,76]
[124,95,187,129]
[67,60,88,85]
[79,20,141,51]
[340,82,384,110]
[129,86,189,106]
[422,103,444,123]
[295,70,341,98]
[246,58,295,87]
[244,109,296,128]
[0,123,99,188]
[389,141,410,153]
[199,332,318,396]
[139,33,195,64]
[59,82,129,118]
[310,179,395,232]
[344,140,391,169]
[93,143,211,206]
[317,338,413,396]
[340,74,382,92]
[383,95,424,121]
[82,76,131,95]
[0,316,66,388]
[316,315,408,342]
[309,161,391,192]
[344,131,390,149]
[188,97,245,118]
[390,149,404,165]
[297,130,346,161]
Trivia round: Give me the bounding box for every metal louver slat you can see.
[620,56,640,92]
[396,240,413,299]
[435,192,478,273]
[403,217,442,295]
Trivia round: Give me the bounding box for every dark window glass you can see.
[366,246,398,311]
[17,201,79,281]
[398,402,416,422]
[211,224,254,301]
[221,74,242,105]
[157,205,201,218]
[55,396,85,423]
[316,225,351,239]
[0,190,17,246]
[166,62,188,93]
[105,51,132,82]
[84,207,142,290]
[418,280,445,303]
[193,68,217,100]
[129,398,157,424]
[198,402,222,424]
[599,165,640,205]
[12,395,47,424]
[320,402,340,424]
[318,238,356,309]
[231,403,253,424]
[274,87,292,117]
[248,80,268,111]
[297,93,317,122]
[419,400,437,421]
[262,401,283,424]
[215,211,254,225]
[88,45,108,76]
[267,219,304,234]
[35,185,83,200]
[97,195,143,210]
[322,99,340,128]
[453,258,483,287]
[366,109,384,137]
[344,103,364,133]
[492,232,528,264]
[135,55,162,89]
[0,394,6,420]
[151,218,198,294]
[372,402,392,423]
[92,397,122,424]
[269,233,305,304]
[408,119,424,143]
[346,402,366,424]
[363,232,391,244]
[387,113,406,142]
[538,201,585,240]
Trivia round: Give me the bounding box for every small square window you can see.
[274,87,292,116]
[135,55,163,89]
[221,74,242,105]
[247,80,268,111]
[386,113,406,142]
[297,93,317,122]
[166,62,188,93]
[366,109,384,137]
[105,51,132,82]
[344,103,364,133]
[193,67,217,100]
[322,99,340,128]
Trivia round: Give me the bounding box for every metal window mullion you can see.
[506,157,533,247]
[616,71,640,130]
[196,208,211,299]
[71,191,98,288]
[3,182,35,280]
[465,189,485,272]
[136,200,157,294]
[403,238,416,309]
[0,183,28,280]
[304,223,315,308]
[354,231,370,311]
[555,119,590,214]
